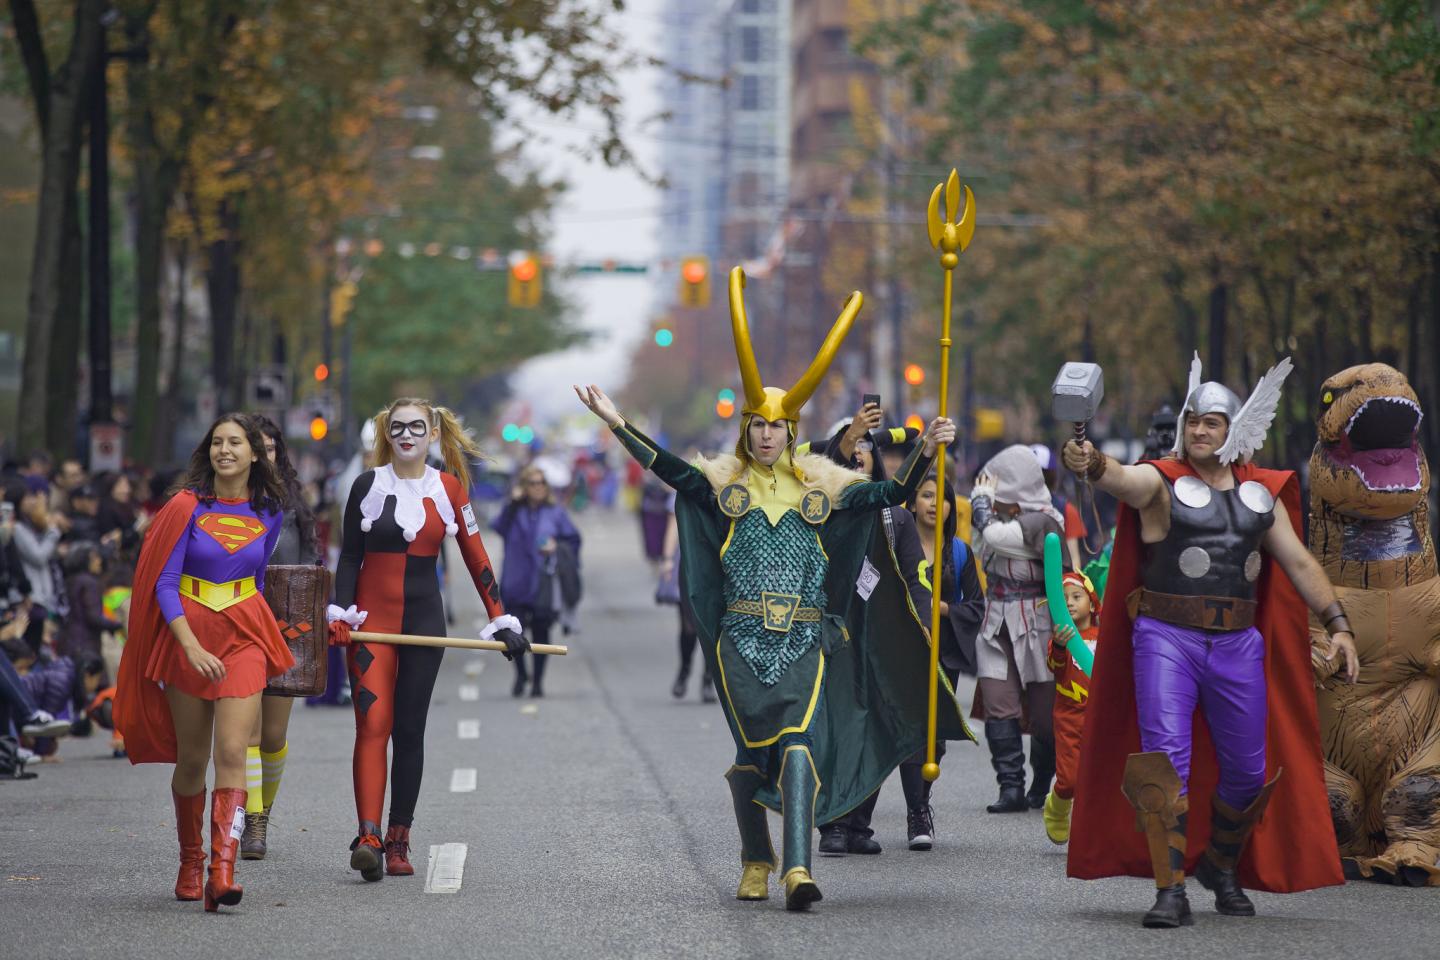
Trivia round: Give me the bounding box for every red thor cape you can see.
[114,491,197,764]
[1066,459,1342,892]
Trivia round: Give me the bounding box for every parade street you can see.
[3,510,1431,960]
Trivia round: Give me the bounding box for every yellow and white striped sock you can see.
[260,742,288,812]
[245,746,264,814]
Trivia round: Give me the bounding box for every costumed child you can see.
[327,398,528,882]
[1042,571,1100,845]
[115,414,294,912]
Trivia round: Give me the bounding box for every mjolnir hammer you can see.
[1052,362,1104,448]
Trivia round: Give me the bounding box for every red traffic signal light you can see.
[682,259,708,285]
[903,363,925,386]
[511,258,538,283]
[314,363,330,382]
[309,417,329,441]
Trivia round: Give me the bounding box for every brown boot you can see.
[384,824,414,876]
[204,788,247,912]
[173,789,206,901]
[1195,773,1281,916]
[1123,752,1193,929]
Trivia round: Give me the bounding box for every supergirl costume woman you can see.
[576,267,970,911]
[116,414,294,912]
[328,399,527,882]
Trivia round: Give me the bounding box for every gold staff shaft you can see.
[925,267,954,778]
[352,631,569,656]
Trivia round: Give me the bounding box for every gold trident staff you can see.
[922,169,976,783]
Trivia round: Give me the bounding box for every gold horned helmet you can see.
[729,266,863,428]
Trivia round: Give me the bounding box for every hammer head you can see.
[1052,362,1105,422]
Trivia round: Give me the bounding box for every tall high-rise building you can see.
[655,0,728,300]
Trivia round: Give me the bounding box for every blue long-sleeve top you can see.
[490,499,581,608]
[155,498,282,623]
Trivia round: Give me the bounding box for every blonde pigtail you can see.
[434,406,484,492]
[370,408,394,470]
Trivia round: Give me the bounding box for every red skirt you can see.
[149,593,294,700]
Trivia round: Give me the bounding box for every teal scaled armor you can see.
[722,510,828,686]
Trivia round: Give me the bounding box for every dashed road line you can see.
[449,768,477,792]
[424,843,468,893]
[457,719,480,739]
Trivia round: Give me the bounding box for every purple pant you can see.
[1132,615,1267,810]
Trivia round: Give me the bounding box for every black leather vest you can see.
[1141,475,1275,600]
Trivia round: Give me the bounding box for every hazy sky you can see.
[509,0,664,423]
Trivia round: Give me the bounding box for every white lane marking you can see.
[425,843,468,894]
[463,659,485,677]
[458,684,479,701]
[519,704,539,716]
[449,768,477,792]
[457,719,480,739]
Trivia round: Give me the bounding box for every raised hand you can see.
[573,384,622,428]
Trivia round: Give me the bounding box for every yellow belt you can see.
[179,574,257,612]
[725,596,823,633]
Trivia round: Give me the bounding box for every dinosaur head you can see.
[1310,364,1427,520]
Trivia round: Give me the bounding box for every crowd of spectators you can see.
[0,451,170,777]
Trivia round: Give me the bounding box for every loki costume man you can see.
[575,267,969,911]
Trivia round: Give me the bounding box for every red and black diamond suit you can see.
[335,464,506,833]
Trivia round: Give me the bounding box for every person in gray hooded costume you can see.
[970,445,1066,813]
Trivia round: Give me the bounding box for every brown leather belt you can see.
[1127,588,1257,633]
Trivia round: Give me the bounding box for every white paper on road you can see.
[424,843,468,894]
[457,719,480,739]
[856,557,880,601]
[458,684,480,701]
[449,768,477,792]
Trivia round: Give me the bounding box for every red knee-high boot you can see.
[173,789,206,901]
[205,788,247,912]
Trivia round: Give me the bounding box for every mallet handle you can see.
[352,631,568,656]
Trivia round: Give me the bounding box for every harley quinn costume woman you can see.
[328,398,527,882]
[115,414,293,912]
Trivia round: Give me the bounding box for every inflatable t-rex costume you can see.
[1308,363,1440,886]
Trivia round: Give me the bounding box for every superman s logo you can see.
[197,513,267,553]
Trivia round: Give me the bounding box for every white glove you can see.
[327,603,368,628]
[970,482,996,502]
[479,614,523,641]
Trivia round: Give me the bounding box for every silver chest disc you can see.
[1179,546,1213,579]
[1173,475,1213,509]
[1238,481,1275,515]
[1244,550,1263,582]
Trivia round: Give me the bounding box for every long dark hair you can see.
[907,469,960,600]
[170,413,285,514]
[251,414,319,560]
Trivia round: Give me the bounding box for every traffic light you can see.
[974,408,1006,441]
[903,363,925,386]
[654,328,674,347]
[314,363,330,382]
[678,256,710,308]
[309,415,329,441]
[329,281,357,327]
[905,414,925,433]
[507,254,543,308]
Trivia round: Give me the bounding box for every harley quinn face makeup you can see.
[387,404,437,464]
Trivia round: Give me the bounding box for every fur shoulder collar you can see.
[691,452,867,503]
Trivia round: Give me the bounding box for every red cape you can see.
[1066,460,1342,892]
[114,491,196,764]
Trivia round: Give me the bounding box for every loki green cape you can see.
[613,421,973,822]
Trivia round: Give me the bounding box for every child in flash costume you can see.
[584,268,969,911]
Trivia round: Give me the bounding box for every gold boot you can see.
[1042,790,1073,845]
[737,862,771,901]
[782,866,822,911]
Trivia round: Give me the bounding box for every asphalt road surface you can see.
[3,510,1432,960]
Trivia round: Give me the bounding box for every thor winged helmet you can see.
[1173,352,1294,464]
